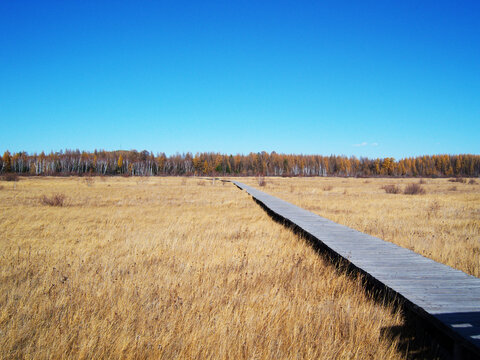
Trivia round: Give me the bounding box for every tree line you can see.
[1,150,479,177]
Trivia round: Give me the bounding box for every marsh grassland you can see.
[240,177,480,277]
[0,177,405,359]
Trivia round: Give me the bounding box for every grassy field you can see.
[0,177,406,359]
[239,177,480,278]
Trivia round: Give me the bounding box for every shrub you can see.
[1,173,19,182]
[449,177,466,183]
[468,179,477,185]
[381,184,401,194]
[41,193,66,207]
[403,183,426,195]
[428,200,441,215]
[257,177,266,187]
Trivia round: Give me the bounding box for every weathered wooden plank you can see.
[232,181,480,358]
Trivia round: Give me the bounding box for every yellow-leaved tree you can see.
[2,151,12,172]
[117,155,123,173]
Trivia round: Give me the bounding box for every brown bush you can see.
[381,184,401,194]
[1,173,19,182]
[257,177,266,187]
[468,179,477,185]
[41,193,66,207]
[403,183,426,195]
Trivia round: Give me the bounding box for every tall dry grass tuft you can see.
[427,200,441,219]
[0,177,406,359]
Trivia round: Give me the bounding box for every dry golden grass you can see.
[0,177,406,359]
[237,177,480,277]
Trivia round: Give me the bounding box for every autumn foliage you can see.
[1,150,479,178]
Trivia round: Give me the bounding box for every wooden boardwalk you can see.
[232,181,480,359]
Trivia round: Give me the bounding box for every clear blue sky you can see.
[1,1,479,159]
